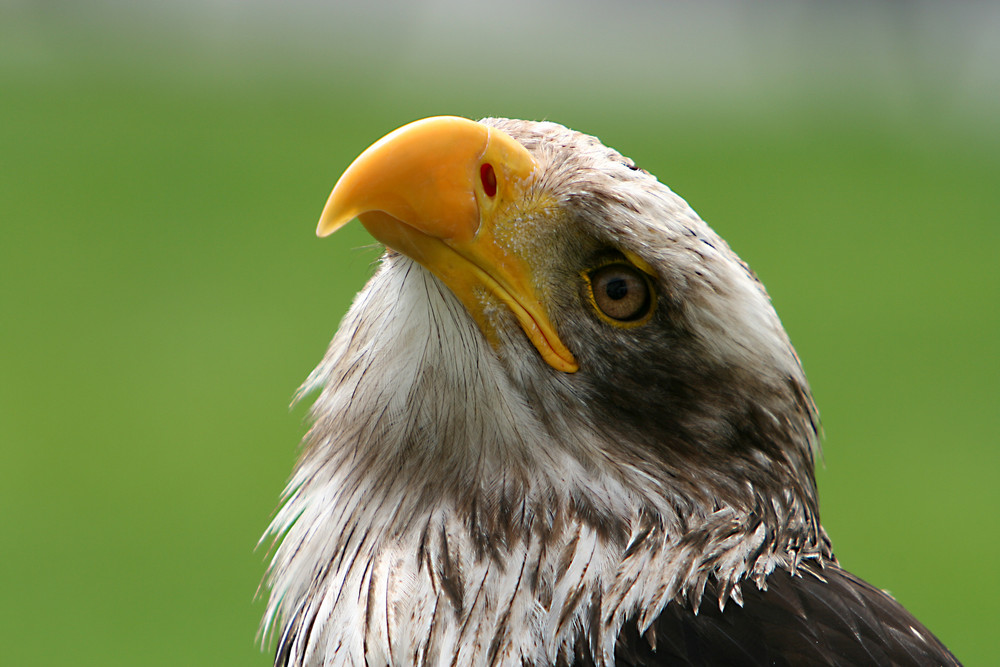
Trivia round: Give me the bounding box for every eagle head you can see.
[260,117,944,667]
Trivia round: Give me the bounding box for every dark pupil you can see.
[605,278,629,301]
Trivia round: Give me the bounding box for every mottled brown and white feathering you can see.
[261,117,958,666]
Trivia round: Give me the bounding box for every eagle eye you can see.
[583,263,655,326]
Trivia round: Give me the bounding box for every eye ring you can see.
[582,262,656,327]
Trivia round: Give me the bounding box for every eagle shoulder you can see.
[597,561,960,667]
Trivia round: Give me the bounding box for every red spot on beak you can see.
[480,163,497,198]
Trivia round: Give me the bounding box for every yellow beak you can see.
[317,116,578,373]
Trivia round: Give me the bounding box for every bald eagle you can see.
[261,117,958,666]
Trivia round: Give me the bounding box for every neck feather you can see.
[261,257,831,666]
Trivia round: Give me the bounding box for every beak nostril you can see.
[480,163,497,198]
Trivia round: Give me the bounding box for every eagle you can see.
[261,116,958,666]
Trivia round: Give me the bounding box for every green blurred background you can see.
[2,1,997,664]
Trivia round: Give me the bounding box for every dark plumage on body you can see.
[261,117,958,666]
